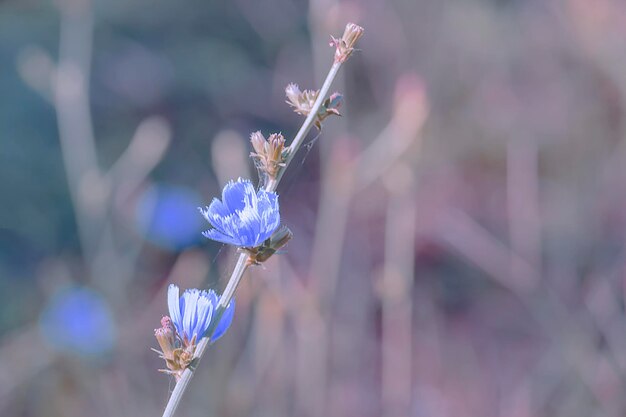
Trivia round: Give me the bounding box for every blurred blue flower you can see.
[199,178,280,248]
[136,184,204,250]
[39,286,116,358]
[167,284,235,344]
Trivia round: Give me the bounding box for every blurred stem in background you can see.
[295,67,428,417]
[54,0,172,304]
[380,163,416,417]
[54,0,101,262]
[507,138,541,289]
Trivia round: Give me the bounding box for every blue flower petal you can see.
[258,189,278,208]
[207,290,219,309]
[167,285,183,335]
[199,199,231,234]
[236,211,262,247]
[194,292,214,339]
[181,290,199,341]
[211,299,235,342]
[222,179,252,212]
[257,191,280,241]
[207,198,230,219]
[202,228,243,246]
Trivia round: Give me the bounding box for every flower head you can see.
[200,178,281,248]
[167,284,235,345]
[154,286,234,379]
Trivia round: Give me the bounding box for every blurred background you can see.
[2,0,626,416]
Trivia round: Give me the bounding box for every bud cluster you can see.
[250,131,286,182]
[330,23,364,64]
[285,84,343,129]
[285,83,319,116]
[153,316,195,381]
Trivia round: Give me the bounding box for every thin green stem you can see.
[161,48,346,417]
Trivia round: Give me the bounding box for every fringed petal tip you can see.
[202,229,243,246]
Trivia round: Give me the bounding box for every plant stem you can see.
[266,60,341,191]
[161,49,346,417]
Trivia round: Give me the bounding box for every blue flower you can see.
[167,284,235,344]
[200,178,280,248]
[135,184,204,250]
[39,286,116,357]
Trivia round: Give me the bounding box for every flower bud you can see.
[314,92,343,128]
[267,133,285,163]
[285,83,301,107]
[154,315,185,378]
[330,23,364,64]
[285,83,319,117]
[155,316,176,356]
[325,92,343,111]
[250,131,267,156]
[250,132,286,181]
[342,23,364,50]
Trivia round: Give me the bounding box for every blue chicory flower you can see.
[167,284,235,344]
[199,178,280,248]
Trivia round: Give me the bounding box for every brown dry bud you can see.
[285,83,301,106]
[250,131,286,181]
[285,83,319,117]
[250,131,267,156]
[330,23,364,63]
[155,316,176,359]
[285,83,344,129]
[154,316,198,381]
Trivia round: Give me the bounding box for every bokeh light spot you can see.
[135,184,204,250]
[39,286,116,358]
